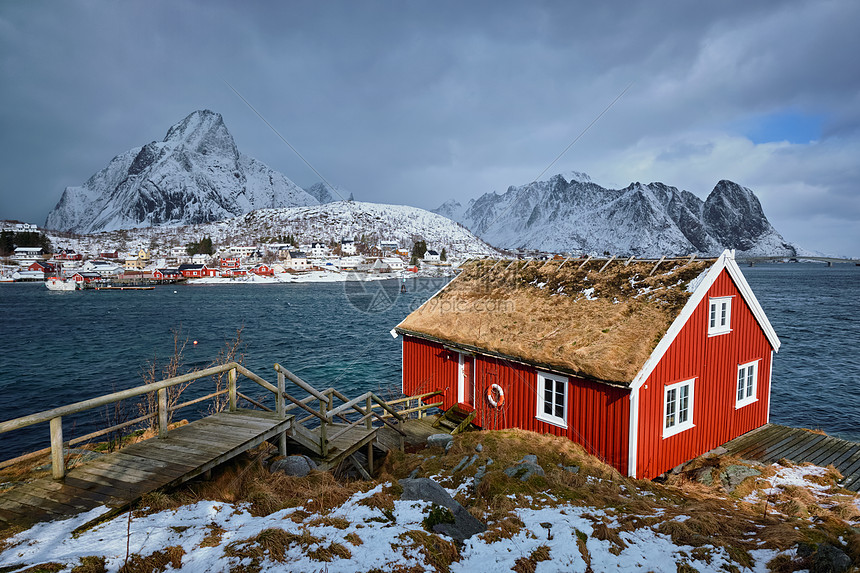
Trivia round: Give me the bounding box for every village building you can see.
[250,263,274,276]
[177,263,209,278]
[220,257,240,269]
[152,268,183,281]
[393,250,780,479]
[124,248,151,270]
[71,271,102,285]
[28,261,56,274]
[423,249,441,262]
[81,260,124,278]
[54,249,82,261]
[309,242,328,258]
[99,250,120,259]
[382,257,405,271]
[340,239,357,256]
[378,240,399,253]
[13,247,44,262]
[229,245,258,258]
[281,250,309,271]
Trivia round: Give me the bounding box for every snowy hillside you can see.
[45,110,318,233]
[56,201,499,258]
[436,173,796,258]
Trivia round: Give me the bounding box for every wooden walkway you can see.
[723,424,860,492]
[0,409,292,531]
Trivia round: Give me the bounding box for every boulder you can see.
[270,455,317,477]
[504,455,545,481]
[718,465,761,493]
[399,477,486,541]
[427,434,454,449]
[813,543,852,573]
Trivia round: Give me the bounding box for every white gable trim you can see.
[626,249,781,477]
[629,249,779,394]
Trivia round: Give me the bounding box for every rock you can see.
[504,455,545,481]
[453,454,478,473]
[719,465,761,493]
[270,455,317,477]
[427,434,454,448]
[813,543,852,573]
[408,468,420,479]
[557,463,580,474]
[473,459,494,486]
[445,441,454,453]
[696,467,715,486]
[475,444,483,453]
[399,478,486,542]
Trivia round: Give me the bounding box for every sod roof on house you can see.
[396,257,714,385]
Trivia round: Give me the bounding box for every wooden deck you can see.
[0,409,293,531]
[723,424,860,492]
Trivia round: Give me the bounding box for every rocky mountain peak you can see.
[45,110,318,233]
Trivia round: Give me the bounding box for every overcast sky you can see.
[1,1,858,255]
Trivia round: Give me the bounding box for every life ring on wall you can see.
[487,384,505,408]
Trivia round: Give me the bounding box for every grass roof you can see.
[396,257,714,385]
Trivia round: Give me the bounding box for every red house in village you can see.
[153,268,183,281]
[394,250,780,479]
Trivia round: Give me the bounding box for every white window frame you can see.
[663,378,695,438]
[708,296,733,336]
[536,371,568,429]
[735,360,759,408]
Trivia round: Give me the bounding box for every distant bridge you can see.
[739,256,860,266]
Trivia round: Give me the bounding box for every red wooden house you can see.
[177,263,216,278]
[153,268,182,281]
[71,271,101,284]
[250,264,274,276]
[28,261,56,274]
[394,250,780,479]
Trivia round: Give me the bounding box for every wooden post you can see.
[367,441,374,475]
[158,388,168,438]
[278,432,287,456]
[277,371,285,419]
[50,416,64,480]
[319,396,328,458]
[365,396,372,430]
[417,398,423,419]
[228,367,237,412]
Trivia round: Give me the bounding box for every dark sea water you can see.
[1,264,858,460]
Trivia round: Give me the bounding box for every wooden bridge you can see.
[0,362,442,532]
[723,424,860,492]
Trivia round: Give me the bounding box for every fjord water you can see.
[0,265,858,460]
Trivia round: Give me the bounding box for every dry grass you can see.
[345,531,363,546]
[225,527,321,567]
[396,530,460,573]
[198,523,226,548]
[13,563,65,573]
[70,556,107,573]
[306,541,351,562]
[512,544,551,573]
[117,546,184,573]
[397,258,711,383]
[132,449,364,518]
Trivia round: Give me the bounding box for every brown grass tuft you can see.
[345,531,363,546]
[397,530,461,572]
[118,546,184,573]
[512,544,551,573]
[198,523,226,548]
[306,541,352,562]
[15,563,65,573]
[71,556,107,573]
[305,516,351,529]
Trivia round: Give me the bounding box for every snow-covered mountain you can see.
[435,173,796,257]
[45,110,319,233]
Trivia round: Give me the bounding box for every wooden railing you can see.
[0,362,282,479]
[274,363,409,457]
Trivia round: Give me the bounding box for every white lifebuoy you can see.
[487,383,505,408]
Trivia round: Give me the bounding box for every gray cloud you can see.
[1,0,858,255]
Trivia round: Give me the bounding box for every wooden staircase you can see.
[432,404,477,435]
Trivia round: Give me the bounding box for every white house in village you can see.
[340,239,357,255]
[13,247,44,262]
[382,257,405,271]
[81,260,124,277]
[378,240,399,253]
[309,242,329,258]
[423,250,441,262]
[282,250,310,271]
[230,246,259,258]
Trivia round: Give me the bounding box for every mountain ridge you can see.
[435,174,796,257]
